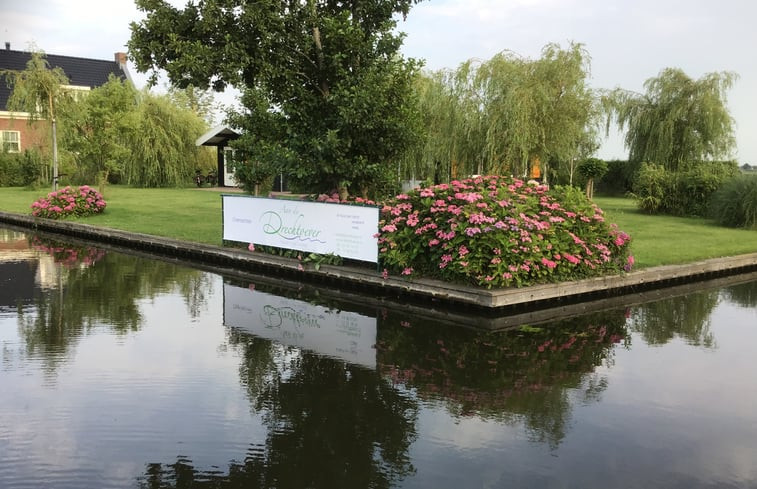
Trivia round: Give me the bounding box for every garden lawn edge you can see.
[1,210,756,315]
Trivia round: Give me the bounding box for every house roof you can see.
[196,125,241,147]
[0,48,129,111]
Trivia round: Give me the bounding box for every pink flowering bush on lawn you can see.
[30,185,107,219]
[378,175,633,288]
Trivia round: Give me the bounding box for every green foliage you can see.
[166,84,218,125]
[30,185,106,219]
[1,49,73,191]
[60,75,137,185]
[129,0,425,196]
[603,68,737,170]
[378,175,633,288]
[122,91,209,187]
[709,174,757,229]
[596,160,640,196]
[402,42,598,182]
[1,49,71,120]
[632,161,739,216]
[0,149,44,187]
[633,161,739,217]
[577,158,608,179]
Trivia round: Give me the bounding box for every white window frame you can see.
[1,130,20,153]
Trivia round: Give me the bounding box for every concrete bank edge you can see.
[2,210,757,311]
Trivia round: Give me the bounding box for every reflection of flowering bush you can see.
[378,175,633,287]
[376,312,628,421]
[31,185,107,219]
[31,236,106,268]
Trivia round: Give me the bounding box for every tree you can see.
[123,90,210,187]
[129,0,424,198]
[401,43,598,183]
[577,157,608,199]
[60,75,137,189]
[603,68,738,171]
[167,84,218,125]
[1,49,71,190]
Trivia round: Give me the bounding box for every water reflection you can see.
[722,279,757,308]
[628,290,719,347]
[1,227,756,488]
[1,231,213,378]
[376,310,628,448]
[224,282,377,368]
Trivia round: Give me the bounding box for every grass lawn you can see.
[595,196,757,268]
[1,186,756,268]
[0,185,227,245]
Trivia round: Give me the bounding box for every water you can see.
[1,227,756,488]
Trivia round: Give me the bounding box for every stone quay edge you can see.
[2,210,757,320]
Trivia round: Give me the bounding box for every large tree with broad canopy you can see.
[129,0,424,197]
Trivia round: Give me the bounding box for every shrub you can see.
[632,161,739,216]
[30,185,107,219]
[377,175,633,288]
[596,160,640,196]
[0,149,44,187]
[709,174,757,229]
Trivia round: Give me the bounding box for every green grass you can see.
[595,196,757,268]
[0,185,227,245]
[1,186,756,268]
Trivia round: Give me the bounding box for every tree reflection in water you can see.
[376,309,629,448]
[627,290,719,347]
[15,235,213,378]
[722,279,757,308]
[137,329,419,489]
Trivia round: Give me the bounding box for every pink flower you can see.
[401,267,413,276]
[248,243,255,252]
[541,257,557,269]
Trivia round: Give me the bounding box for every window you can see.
[1,131,20,152]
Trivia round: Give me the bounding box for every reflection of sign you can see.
[223,283,376,368]
[222,195,379,262]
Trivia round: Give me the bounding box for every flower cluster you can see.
[30,185,107,219]
[30,236,106,268]
[378,175,633,288]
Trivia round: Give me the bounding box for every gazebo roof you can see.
[195,125,241,147]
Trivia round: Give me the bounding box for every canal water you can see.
[1,227,756,488]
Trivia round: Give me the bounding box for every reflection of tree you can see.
[17,238,211,376]
[629,290,719,347]
[376,311,628,448]
[722,280,757,308]
[136,323,418,489]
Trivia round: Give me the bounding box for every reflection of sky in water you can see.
[1,276,269,488]
[1,228,757,488]
[405,299,757,488]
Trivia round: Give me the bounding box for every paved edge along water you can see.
[1,210,756,315]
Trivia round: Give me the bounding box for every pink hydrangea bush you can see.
[31,185,107,219]
[378,175,633,288]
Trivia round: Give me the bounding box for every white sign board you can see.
[223,283,377,369]
[222,195,379,263]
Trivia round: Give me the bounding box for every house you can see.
[0,42,131,153]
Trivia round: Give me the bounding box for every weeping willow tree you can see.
[123,91,209,187]
[603,68,738,171]
[1,49,72,190]
[402,42,598,182]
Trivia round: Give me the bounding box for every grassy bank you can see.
[1,186,756,269]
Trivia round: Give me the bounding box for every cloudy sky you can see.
[2,0,755,163]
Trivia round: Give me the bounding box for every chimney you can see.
[114,52,127,67]
[5,42,9,51]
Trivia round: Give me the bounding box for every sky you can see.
[2,0,756,164]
